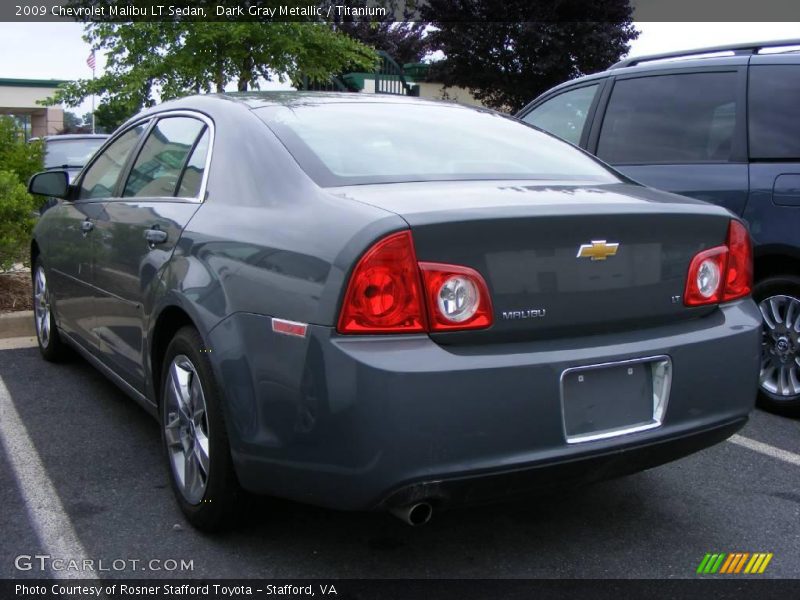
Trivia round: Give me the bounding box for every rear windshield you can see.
[256,102,620,187]
[44,138,107,169]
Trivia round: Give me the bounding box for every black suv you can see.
[518,39,800,412]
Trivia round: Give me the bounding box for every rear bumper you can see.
[377,416,747,509]
[208,299,761,510]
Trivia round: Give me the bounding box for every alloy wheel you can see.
[33,266,51,348]
[163,355,210,504]
[758,295,800,398]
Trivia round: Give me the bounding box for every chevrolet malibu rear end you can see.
[28,94,760,531]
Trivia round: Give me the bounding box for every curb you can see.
[0,311,34,339]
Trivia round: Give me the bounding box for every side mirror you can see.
[28,171,70,199]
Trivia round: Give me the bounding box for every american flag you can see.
[86,51,96,70]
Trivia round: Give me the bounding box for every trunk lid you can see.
[330,181,733,342]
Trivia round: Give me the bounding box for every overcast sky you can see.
[0,21,798,116]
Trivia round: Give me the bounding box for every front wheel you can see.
[161,326,241,531]
[753,274,800,414]
[32,259,68,362]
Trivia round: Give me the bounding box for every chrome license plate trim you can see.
[559,355,672,444]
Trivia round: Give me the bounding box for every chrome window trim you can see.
[559,355,672,444]
[112,109,215,204]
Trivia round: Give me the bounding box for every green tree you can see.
[334,22,430,66]
[42,19,378,124]
[88,104,127,133]
[0,117,44,185]
[62,111,85,133]
[322,0,431,66]
[423,1,638,112]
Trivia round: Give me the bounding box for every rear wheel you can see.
[32,259,68,362]
[753,275,800,414]
[160,326,241,531]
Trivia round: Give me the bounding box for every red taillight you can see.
[337,231,494,334]
[684,220,752,307]
[337,231,427,334]
[684,246,727,306]
[419,263,493,331]
[722,219,752,301]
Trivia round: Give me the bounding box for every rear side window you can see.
[122,117,206,198]
[597,72,738,164]
[78,125,146,199]
[749,66,800,159]
[521,84,599,145]
[176,129,210,198]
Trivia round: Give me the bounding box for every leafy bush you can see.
[0,116,43,270]
[0,170,37,270]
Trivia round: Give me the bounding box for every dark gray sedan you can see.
[27,93,761,531]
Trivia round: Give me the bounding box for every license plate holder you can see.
[560,356,671,444]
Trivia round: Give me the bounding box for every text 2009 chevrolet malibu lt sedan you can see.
[27,93,761,530]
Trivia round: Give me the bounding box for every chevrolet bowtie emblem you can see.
[577,240,620,261]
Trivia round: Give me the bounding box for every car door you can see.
[745,57,800,252]
[46,125,147,354]
[92,113,212,391]
[587,67,750,216]
[518,81,605,147]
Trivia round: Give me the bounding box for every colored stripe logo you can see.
[696,552,773,574]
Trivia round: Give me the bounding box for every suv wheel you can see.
[753,275,800,414]
[160,326,241,531]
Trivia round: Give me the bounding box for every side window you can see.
[521,85,599,145]
[176,129,210,198]
[597,72,738,164]
[122,117,206,198]
[78,125,146,199]
[749,66,800,159]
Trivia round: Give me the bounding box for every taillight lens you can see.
[419,263,494,331]
[684,220,752,307]
[684,247,727,305]
[337,231,427,333]
[337,232,494,334]
[722,220,752,301]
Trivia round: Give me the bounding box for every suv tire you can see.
[752,274,800,414]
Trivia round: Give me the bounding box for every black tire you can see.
[160,326,242,531]
[32,258,68,362]
[752,274,800,415]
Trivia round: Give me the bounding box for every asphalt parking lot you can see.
[1,340,799,580]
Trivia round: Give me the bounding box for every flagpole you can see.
[91,62,96,134]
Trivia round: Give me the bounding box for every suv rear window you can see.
[749,66,800,160]
[597,72,738,165]
[44,138,106,170]
[256,102,619,187]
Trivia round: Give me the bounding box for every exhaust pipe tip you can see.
[390,502,433,526]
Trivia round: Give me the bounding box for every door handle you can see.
[80,220,94,235]
[144,228,168,246]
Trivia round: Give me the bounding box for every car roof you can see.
[142,91,481,116]
[609,38,800,70]
[43,134,109,141]
[522,38,800,110]
[217,91,463,109]
[128,91,504,133]
[533,55,752,98]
